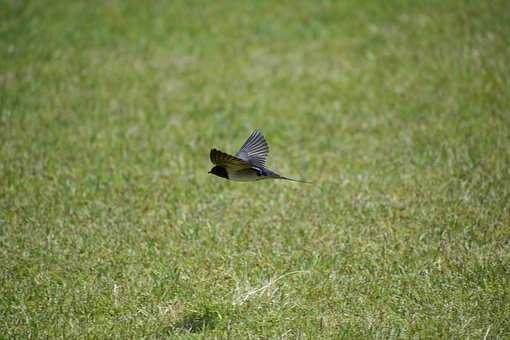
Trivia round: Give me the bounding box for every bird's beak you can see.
[208,171,212,174]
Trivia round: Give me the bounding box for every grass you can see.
[1,0,509,338]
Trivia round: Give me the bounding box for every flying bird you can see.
[208,129,308,183]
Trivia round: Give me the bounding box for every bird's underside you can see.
[227,165,280,182]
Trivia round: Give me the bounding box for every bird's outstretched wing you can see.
[210,149,250,170]
[235,129,269,168]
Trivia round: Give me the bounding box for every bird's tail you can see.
[276,175,311,184]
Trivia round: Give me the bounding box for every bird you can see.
[208,129,308,183]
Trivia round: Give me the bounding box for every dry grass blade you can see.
[233,271,310,305]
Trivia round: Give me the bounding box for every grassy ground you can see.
[1,0,509,338]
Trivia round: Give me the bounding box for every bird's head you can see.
[208,165,228,179]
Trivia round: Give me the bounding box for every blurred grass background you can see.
[1,0,509,338]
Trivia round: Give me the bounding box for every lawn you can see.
[1,0,509,338]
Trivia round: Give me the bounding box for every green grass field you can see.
[1,0,509,338]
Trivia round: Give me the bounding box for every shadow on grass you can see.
[166,308,219,334]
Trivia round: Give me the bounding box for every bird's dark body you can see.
[209,165,277,181]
